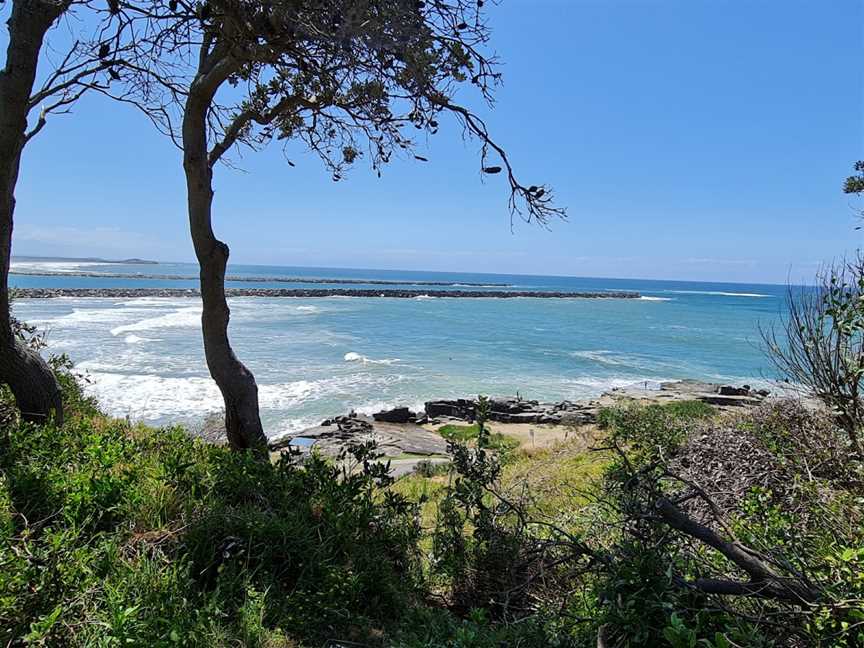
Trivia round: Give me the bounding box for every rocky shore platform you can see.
[15,288,641,299]
[268,380,771,474]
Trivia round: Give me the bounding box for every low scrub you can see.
[0,383,424,645]
[2,371,861,646]
[437,423,520,458]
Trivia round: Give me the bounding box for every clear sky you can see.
[9,0,864,283]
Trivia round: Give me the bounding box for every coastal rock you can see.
[424,397,599,425]
[425,399,477,420]
[718,385,751,397]
[271,414,448,458]
[192,412,229,446]
[606,381,769,409]
[372,407,414,423]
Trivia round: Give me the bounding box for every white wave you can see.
[667,290,772,298]
[110,306,201,336]
[413,294,434,300]
[296,305,319,313]
[124,334,152,344]
[257,381,326,409]
[116,297,197,308]
[267,416,328,439]
[354,399,427,417]
[451,283,503,288]
[45,307,141,326]
[570,350,632,367]
[561,376,669,394]
[10,260,109,273]
[344,351,401,365]
[640,296,672,301]
[77,368,409,425]
[78,373,223,421]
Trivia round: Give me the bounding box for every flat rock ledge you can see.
[268,380,770,454]
[14,288,641,300]
[270,413,448,458]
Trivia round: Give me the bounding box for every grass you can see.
[436,423,520,457]
[597,399,715,430]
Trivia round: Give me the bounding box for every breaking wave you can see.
[667,290,772,298]
[344,351,401,365]
[110,306,201,336]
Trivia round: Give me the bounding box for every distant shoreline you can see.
[12,255,158,265]
[13,288,642,299]
[10,270,512,288]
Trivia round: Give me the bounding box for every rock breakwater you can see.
[14,288,642,299]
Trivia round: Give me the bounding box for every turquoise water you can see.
[10,260,787,438]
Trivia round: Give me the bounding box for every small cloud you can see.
[682,257,757,267]
[376,248,529,259]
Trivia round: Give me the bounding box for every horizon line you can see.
[11,253,809,288]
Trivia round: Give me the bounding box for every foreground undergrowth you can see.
[1,366,862,646]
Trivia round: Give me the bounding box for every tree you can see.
[844,161,864,196]
[129,0,565,452]
[761,253,864,458]
[845,160,864,228]
[0,0,131,425]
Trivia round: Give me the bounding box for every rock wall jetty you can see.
[15,288,641,299]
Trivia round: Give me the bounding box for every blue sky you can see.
[9,0,863,283]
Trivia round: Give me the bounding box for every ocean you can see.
[9,260,787,439]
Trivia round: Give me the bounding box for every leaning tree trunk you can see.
[0,1,65,426]
[182,81,268,454]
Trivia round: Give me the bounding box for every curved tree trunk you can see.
[0,1,65,426]
[182,85,268,454]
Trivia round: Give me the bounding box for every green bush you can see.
[0,409,424,646]
[437,424,519,458]
[598,400,713,467]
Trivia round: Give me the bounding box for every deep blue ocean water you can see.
[10,259,788,438]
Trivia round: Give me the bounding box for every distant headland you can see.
[11,255,159,265]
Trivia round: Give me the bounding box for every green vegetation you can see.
[2,368,862,645]
[437,423,520,459]
[0,378,427,646]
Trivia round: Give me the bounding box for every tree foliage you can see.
[761,253,864,456]
[844,160,864,196]
[119,0,565,224]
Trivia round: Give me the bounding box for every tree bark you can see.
[0,1,66,426]
[181,71,268,454]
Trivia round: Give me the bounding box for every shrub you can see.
[762,253,864,457]
[598,400,713,468]
[593,399,864,647]
[0,413,424,645]
[437,423,519,460]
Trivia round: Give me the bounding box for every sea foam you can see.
[344,351,401,365]
[667,290,772,298]
[110,306,201,336]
